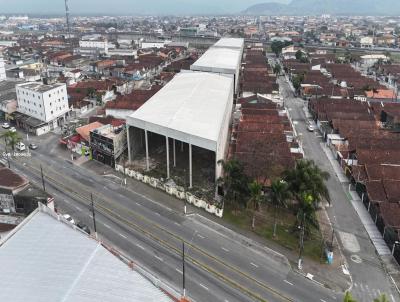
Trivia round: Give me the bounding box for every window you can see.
[49,94,51,97]
[39,104,41,108]
[51,110,53,114]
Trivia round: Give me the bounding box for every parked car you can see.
[15,142,26,151]
[307,123,315,132]
[2,122,10,129]
[77,222,91,234]
[9,127,16,132]
[29,143,38,150]
[63,214,75,225]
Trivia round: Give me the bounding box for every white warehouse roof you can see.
[0,205,172,302]
[190,47,242,76]
[213,37,244,49]
[127,71,233,152]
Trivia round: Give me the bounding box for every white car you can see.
[15,142,26,151]
[9,127,16,133]
[307,123,315,132]
[63,214,75,225]
[2,122,10,129]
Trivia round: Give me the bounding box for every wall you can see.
[0,57,5,81]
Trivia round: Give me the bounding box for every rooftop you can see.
[127,71,233,151]
[191,47,242,75]
[17,82,65,93]
[213,37,244,49]
[0,204,172,302]
[0,167,29,191]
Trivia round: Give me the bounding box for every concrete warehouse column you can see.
[189,143,193,188]
[145,129,149,171]
[127,126,131,163]
[173,139,176,167]
[166,136,170,179]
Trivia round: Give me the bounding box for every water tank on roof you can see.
[340,81,347,88]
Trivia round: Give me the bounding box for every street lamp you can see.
[392,241,399,255]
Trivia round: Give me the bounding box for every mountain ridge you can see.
[243,0,400,15]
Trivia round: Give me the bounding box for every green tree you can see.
[273,64,282,76]
[1,130,22,151]
[218,159,250,214]
[87,87,96,98]
[374,294,389,302]
[247,181,263,230]
[270,179,291,237]
[343,291,357,302]
[295,50,303,61]
[292,74,304,92]
[283,159,330,255]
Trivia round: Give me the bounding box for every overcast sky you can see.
[0,0,290,15]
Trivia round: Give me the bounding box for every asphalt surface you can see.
[0,127,343,302]
[270,55,399,302]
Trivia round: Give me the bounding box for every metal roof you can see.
[127,71,233,152]
[0,205,172,302]
[190,47,242,75]
[212,37,244,50]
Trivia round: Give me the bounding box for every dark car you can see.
[76,222,91,234]
[29,143,38,150]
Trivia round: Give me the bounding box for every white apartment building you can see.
[16,82,69,135]
[0,57,6,81]
[79,37,108,53]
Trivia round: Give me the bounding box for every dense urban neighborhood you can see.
[1,3,400,302]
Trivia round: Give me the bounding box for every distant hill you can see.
[243,0,400,15]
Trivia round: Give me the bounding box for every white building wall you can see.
[79,40,108,52]
[16,83,69,123]
[0,57,6,81]
[105,108,135,120]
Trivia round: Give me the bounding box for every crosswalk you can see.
[352,283,395,302]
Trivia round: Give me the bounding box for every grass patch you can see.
[223,205,324,262]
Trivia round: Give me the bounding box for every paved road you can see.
[270,56,399,302]
[0,127,342,302]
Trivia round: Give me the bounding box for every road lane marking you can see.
[199,283,209,291]
[283,280,293,286]
[320,299,327,302]
[221,247,229,252]
[197,234,205,239]
[103,223,111,229]
[175,268,182,274]
[155,212,161,217]
[74,205,81,211]
[250,262,259,268]
[136,243,145,250]
[119,233,127,239]
[154,255,163,262]
[174,222,180,226]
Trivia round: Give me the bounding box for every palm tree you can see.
[343,291,357,302]
[217,159,250,214]
[284,159,330,209]
[270,179,291,237]
[247,181,263,230]
[374,294,389,302]
[284,160,330,262]
[1,130,22,151]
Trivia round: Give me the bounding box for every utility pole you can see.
[91,194,97,238]
[182,241,186,298]
[298,213,305,270]
[40,165,46,192]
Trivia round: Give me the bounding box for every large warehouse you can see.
[190,38,244,94]
[126,71,234,190]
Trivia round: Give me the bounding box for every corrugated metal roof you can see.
[127,71,233,152]
[0,208,172,302]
